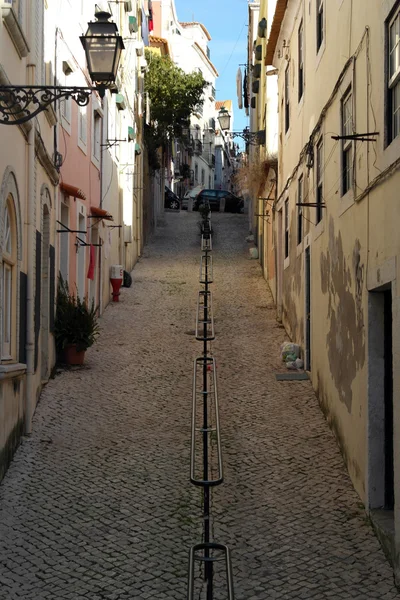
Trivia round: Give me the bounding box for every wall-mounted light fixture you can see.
[0,9,124,126]
[217,107,264,145]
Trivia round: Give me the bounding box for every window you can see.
[388,8,400,143]
[201,169,205,186]
[316,0,324,52]
[115,106,121,161]
[316,138,323,223]
[195,164,198,183]
[285,65,290,133]
[2,198,17,360]
[297,176,303,244]
[78,106,87,148]
[298,20,304,101]
[284,198,289,259]
[341,90,353,195]
[60,95,71,124]
[93,110,101,162]
[59,201,69,283]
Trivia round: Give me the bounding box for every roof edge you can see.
[265,0,288,65]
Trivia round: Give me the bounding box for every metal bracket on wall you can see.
[101,138,127,149]
[56,220,86,234]
[331,132,379,142]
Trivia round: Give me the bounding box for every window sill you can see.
[316,40,326,71]
[284,256,290,270]
[313,218,325,241]
[0,362,27,380]
[1,3,29,58]
[296,240,303,257]
[338,188,354,217]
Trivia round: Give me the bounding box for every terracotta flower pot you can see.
[64,344,86,365]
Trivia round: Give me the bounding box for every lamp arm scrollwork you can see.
[0,85,96,125]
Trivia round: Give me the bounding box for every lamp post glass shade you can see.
[218,107,231,131]
[80,11,124,86]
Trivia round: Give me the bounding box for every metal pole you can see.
[203,232,213,599]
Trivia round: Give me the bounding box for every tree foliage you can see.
[144,50,207,158]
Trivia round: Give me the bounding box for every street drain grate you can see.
[275,372,309,381]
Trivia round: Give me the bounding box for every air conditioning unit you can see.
[129,16,138,33]
[116,94,126,111]
[124,225,132,243]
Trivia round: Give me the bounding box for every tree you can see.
[144,50,207,168]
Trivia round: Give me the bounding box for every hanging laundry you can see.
[141,0,149,46]
[148,0,154,32]
[87,244,96,280]
[236,67,243,110]
[243,68,249,116]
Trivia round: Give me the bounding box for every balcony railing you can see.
[194,103,203,117]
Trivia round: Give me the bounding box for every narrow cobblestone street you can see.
[0,211,398,599]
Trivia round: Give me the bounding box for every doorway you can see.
[384,290,394,509]
[305,246,311,371]
[41,204,50,381]
[368,286,394,510]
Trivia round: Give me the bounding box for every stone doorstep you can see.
[370,509,395,569]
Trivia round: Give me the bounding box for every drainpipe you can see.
[25,0,37,434]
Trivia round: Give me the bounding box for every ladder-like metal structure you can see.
[188,207,234,600]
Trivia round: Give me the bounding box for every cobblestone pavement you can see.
[0,211,398,599]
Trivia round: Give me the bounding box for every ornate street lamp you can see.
[0,10,124,126]
[217,107,231,132]
[80,9,125,94]
[217,107,264,145]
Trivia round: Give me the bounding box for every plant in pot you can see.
[54,276,100,365]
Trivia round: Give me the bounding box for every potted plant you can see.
[54,277,100,365]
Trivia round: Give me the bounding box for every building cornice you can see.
[193,42,218,77]
[265,0,287,65]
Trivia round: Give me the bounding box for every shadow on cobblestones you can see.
[0,211,398,599]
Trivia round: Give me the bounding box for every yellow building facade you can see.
[264,0,400,578]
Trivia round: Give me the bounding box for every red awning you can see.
[90,206,114,221]
[60,182,86,200]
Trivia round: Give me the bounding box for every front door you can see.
[305,246,311,371]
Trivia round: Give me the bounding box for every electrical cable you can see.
[218,22,247,79]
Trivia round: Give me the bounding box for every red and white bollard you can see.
[110,264,123,302]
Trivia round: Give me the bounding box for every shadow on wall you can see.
[320,217,365,412]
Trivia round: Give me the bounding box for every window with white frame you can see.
[297,176,303,244]
[1,197,17,360]
[316,138,323,223]
[316,0,324,52]
[284,198,289,259]
[92,109,102,162]
[298,20,304,101]
[285,64,290,133]
[78,105,87,148]
[115,106,121,161]
[341,90,353,195]
[59,200,69,283]
[388,6,400,143]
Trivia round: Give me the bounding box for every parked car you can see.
[193,189,244,213]
[164,187,180,210]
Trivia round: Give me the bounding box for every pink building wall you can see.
[58,94,102,305]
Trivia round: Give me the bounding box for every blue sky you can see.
[175,0,250,136]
